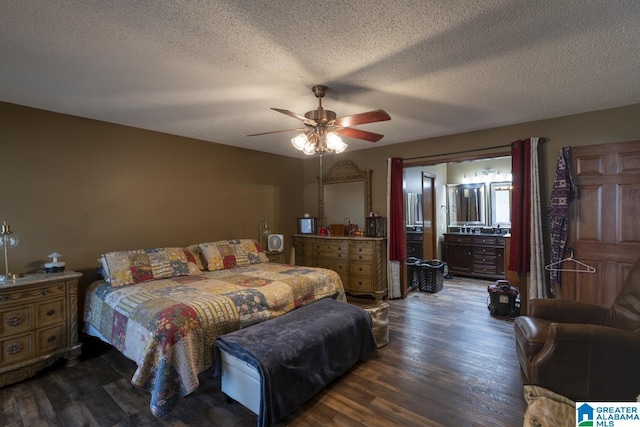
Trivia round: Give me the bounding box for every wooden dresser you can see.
[443,233,505,280]
[293,235,387,301]
[0,271,82,387]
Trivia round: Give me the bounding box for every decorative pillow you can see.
[199,239,268,271]
[186,244,206,271]
[102,247,203,287]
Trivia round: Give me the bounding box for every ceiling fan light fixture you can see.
[302,138,317,155]
[325,131,342,149]
[333,140,348,154]
[291,133,308,150]
[249,85,389,156]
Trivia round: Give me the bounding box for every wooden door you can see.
[421,172,436,259]
[561,140,640,306]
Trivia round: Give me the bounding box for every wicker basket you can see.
[407,257,422,289]
[417,260,444,293]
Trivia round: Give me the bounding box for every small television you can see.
[297,217,317,234]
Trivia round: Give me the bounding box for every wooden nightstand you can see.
[0,271,82,387]
[265,251,286,263]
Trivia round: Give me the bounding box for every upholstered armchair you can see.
[514,258,640,402]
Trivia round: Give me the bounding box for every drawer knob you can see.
[0,295,8,301]
[8,313,24,326]
[47,336,56,343]
[7,342,25,355]
[47,309,56,316]
[42,289,48,295]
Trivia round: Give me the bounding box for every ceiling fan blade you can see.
[272,108,317,126]
[337,127,385,142]
[247,127,306,137]
[332,109,391,127]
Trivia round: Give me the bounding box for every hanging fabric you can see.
[547,147,577,295]
[509,139,531,273]
[387,157,404,299]
[528,138,546,300]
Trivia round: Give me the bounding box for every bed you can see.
[83,240,345,417]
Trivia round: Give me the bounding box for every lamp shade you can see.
[291,133,308,150]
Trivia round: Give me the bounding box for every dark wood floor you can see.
[1,277,527,426]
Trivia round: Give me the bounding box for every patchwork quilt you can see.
[83,262,345,417]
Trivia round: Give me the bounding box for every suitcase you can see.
[487,280,519,316]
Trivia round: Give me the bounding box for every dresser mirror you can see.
[319,160,372,230]
[490,182,512,227]
[447,183,486,226]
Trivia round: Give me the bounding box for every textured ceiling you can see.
[1,1,639,158]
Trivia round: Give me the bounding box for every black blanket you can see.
[214,298,377,427]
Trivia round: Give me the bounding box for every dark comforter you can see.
[215,298,377,427]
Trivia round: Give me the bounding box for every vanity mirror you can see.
[490,182,512,227]
[319,160,372,230]
[447,183,486,226]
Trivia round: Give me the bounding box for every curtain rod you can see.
[403,143,512,161]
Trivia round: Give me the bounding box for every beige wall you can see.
[303,103,640,250]
[0,101,304,285]
[3,100,639,290]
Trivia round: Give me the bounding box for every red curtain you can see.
[509,139,531,273]
[388,157,405,261]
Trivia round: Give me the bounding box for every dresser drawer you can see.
[349,263,373,276]
[1,332,35,364]
[327,261,348,275]
[473,254,497,266]
[0,305,34,337]
[37,298,65,327]
[0,282,65,305]
[444,234,473,244]
[38,324,67,354]
[472,236,504,246]
[474,246,497,256]
[350,252,372,263]
[347,276,374,292]
[349,242,373,256]
[473,265,498,275]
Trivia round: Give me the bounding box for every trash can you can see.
[418,259,445,293]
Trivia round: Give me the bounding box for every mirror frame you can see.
[489,181,512,227]
[318,160,372,229]
[447,183,486,226]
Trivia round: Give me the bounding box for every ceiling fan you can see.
[247,85,391,155]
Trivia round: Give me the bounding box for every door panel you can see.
[563,140,640,307]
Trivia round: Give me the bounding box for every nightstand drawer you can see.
[0,305,34,337]
[37,298,65,327]
[0,282,65,305]
[38,324,66,354]
[1,332,35,364]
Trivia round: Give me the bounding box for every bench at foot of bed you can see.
[215,298,377,427]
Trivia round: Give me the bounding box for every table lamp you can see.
[0,219,19,281]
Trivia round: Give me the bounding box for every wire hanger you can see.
[545,248,596,273]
